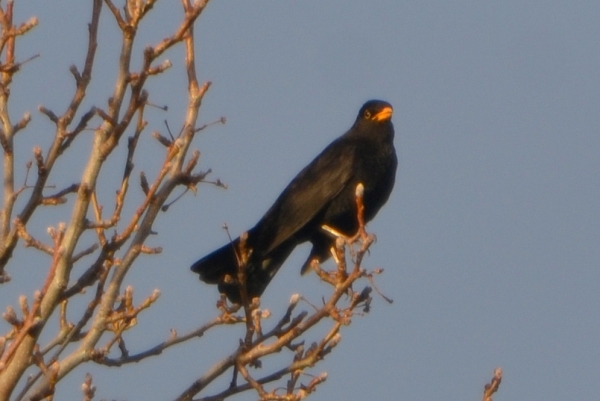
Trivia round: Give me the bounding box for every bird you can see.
[191,100,397,303]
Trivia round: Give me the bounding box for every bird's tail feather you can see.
[191,239,296,303]
[191,241,239,284]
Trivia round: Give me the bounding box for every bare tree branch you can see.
[175,184,379,401]
[482,368,503,401]
[0,2,406,401]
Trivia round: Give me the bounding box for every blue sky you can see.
[2,1,600,400]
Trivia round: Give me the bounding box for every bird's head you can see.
[357,100,393,123]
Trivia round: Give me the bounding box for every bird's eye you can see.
[364,110,371,119]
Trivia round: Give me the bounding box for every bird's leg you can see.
[320,224,350,241]
[320,183,370,246]
[317,183,375,293]
[320,225,368,255]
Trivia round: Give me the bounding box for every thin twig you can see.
[482,368,502,401]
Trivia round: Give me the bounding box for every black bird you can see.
[191,100,397,303]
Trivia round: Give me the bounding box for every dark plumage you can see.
[191,100,397,303]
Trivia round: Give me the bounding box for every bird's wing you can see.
[254,138,356,254]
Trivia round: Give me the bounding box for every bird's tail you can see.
[191,241,239,285]
[191,239,296,303]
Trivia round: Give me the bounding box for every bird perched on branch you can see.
[191,100,397,303]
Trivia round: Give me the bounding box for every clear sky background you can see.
[2,1,600,400]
